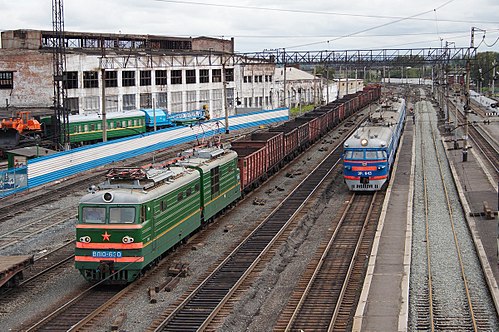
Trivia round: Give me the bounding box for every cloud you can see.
[1,0,498,53]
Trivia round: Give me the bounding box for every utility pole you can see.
[222,60,229,134]
[464,27,478,161]
[282,48,287,108]
[222,41,229,134]
[492,60,496,96]
[100,42,107,142]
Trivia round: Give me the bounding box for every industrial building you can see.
[0,29,362,119]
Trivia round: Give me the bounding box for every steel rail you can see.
[431,127,478,331]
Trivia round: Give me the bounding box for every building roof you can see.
[274,67,317,81]
[7,146,57,158]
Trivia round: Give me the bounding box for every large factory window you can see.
[63,71,78,89]
[200,69,209,83]
[140,71,151,86]
[171,91,183,112]
[83,71,99,88]
[186,70,196,84]
[212,69,222,83]
[123,94,136,111]
[84,96,99,113]
[140,93,152,108]
[66,97,79,114]
[0,71,13,89]
[105,71,118,88]
[155,70,168,86]
[199,90,210,106]
[122,71,136,87]
[225,68,234,82]
[171,70,182,84]
[156,92,168,109]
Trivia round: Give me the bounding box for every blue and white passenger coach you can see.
[343,98,406,191]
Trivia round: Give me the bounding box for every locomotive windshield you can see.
[344,150,364,160]
[344,149,387,160]
[365,150,387,160]
[110,207,136,224]
[82,207,106,224]
[81,206,136,224]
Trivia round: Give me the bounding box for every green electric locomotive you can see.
[75,145,241,283]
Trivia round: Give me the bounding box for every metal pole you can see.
[492,60,496,96]
[153,97,157,132]
[282,48,287,108]
[222,60,229,134]
[101,68,107,142]
[463,59,471,161]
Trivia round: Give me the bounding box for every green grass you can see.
[289,104,316,117]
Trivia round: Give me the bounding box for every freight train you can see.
[75,85,381,284]
[343,97,406,191]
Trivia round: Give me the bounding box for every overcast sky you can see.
[1,0,498,53]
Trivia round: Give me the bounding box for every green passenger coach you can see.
[66,111,146,145]
[75,145,241,283]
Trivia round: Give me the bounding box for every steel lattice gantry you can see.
[240,47,476,67]
[97,47,475,70]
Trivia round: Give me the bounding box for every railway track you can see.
[0,209,76,250]
[25,286,124,332]
[275,191,384,331]
[411,103,496,330]
[145,133,349,331]
[0,242,74,308]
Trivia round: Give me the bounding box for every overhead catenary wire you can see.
[283,0,457,49]
[152,0,498,25]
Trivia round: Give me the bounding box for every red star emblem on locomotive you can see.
[102,231,111,241]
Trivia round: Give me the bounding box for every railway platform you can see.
[353,105,499,331]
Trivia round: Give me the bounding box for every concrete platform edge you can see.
[352,125,411,332]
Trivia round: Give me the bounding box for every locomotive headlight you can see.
[377,165,386,170]
[80,236,91,243]
[103,192,114,202]
[361,138,368,146]
[345,165,352,171]
[122,236,135,244]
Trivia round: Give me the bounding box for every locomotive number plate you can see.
[92,251,122,258]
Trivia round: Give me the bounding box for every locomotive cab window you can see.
[82,207,106,224]
[109,207,136,224]
[365,151,386,160]
[344,150,364,160]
